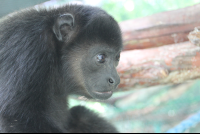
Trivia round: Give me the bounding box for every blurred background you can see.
[1,0,200,22]
[1,0,200,133]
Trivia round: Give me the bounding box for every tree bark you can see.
[117,34,200,90]
[119,4,200,50]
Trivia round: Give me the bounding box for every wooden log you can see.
[120,4,200,50]
[117,41,200,91]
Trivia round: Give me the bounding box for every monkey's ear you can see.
[53,13,74,42]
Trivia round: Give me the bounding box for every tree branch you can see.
[117,40,200,90]
[120,4,200,50]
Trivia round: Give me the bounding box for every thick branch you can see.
[117,41,200,91]
[120,4,200,50]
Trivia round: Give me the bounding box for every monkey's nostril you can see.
[108,78,114,84]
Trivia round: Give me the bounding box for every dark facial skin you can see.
[81,45,121,100]
[56,11,123,100]
[64,43,122,100]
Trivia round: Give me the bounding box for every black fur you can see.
[0,4,122,133]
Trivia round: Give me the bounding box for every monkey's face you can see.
[78,45,121,100]
[54,12,122,100]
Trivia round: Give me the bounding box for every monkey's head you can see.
[53,6,122,100]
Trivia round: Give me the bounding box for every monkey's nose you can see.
[108,77,120,87]
[108,78,114,84]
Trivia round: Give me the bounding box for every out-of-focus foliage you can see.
[0,0,47,18]
[101,0,200,22]
[69,80,200,132]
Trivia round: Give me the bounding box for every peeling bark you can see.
[117,41,200,90]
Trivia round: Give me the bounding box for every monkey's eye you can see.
[116,54,120,61]
[96,54,106,63]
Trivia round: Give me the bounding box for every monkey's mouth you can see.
[92,90,113,100]
[94,91,112,94]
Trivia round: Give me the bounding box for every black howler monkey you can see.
[0,4,122,133]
